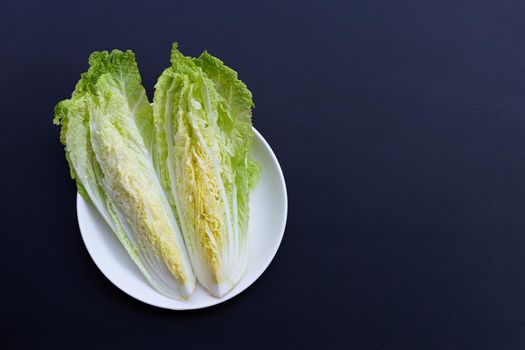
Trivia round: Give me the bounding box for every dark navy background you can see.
[2,0,525,348]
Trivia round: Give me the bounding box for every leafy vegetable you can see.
[54,50,196,300]
[153,44,260,297]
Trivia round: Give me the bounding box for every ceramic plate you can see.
[76,127,287,310]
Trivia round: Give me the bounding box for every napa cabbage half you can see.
[54,50,195,299]
[153,44,260,297]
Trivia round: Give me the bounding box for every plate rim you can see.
[76,127,288,310]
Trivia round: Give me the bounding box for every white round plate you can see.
[77,127,287,310]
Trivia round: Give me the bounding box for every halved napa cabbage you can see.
[153,44,261,297]
[54,50,195,300]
